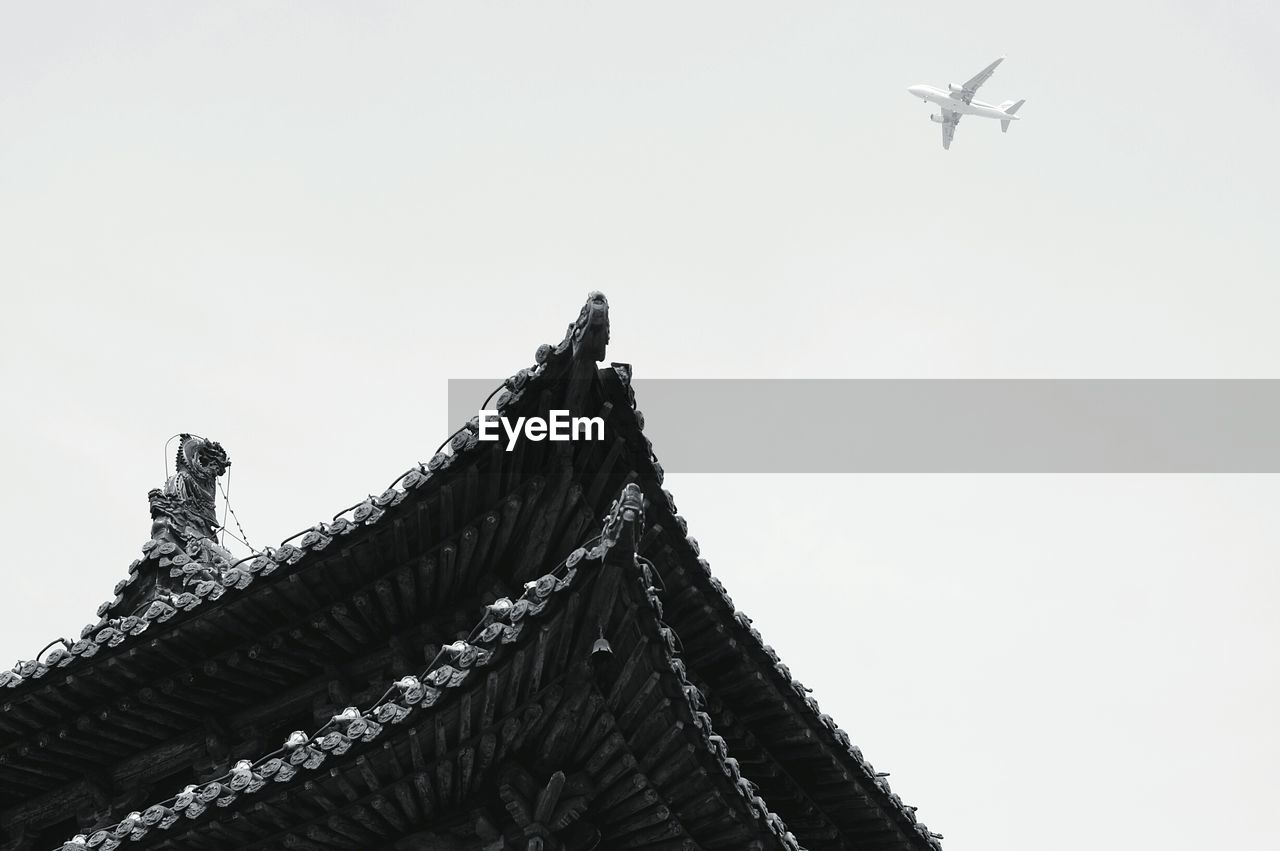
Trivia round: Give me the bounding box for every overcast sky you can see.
[2,3,1278,849]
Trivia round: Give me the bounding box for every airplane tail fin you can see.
[999,99,1025,133]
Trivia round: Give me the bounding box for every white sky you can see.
[2,3,1278,849]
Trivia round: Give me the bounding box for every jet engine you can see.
[948,83,965,94]
[930,114,944,123]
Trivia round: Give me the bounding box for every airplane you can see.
[907,58,1025,150]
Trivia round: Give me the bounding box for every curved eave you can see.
[74,509,809,851]
[592,368,943,851]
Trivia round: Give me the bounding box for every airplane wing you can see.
[941,109,961,150]
[957,57,1003,104]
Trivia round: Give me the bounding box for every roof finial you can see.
[136,434,235,604]
[599,482,645,561]
[149,434,230,547]
[569,291,610,364]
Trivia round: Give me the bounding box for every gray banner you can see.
[448,379,1280,473]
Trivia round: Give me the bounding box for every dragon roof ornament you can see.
[598,481,644,558]
[148,434,230,545]
[568,290,609,363]
[131,434,237,610]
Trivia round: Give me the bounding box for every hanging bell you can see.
[591,636,613,660]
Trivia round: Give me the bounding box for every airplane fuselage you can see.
[906,85,1017,121]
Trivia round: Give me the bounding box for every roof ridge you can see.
[599,365,944,850]
[615,527,808,850]
[54,517,613,850]
[1,292,611,696]
[659,517,945,851]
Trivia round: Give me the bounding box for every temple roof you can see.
[1,292,942,851]
[54,486,808,850]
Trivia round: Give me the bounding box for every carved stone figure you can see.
[148,434,230,548]
[142,433,236,597]
[598,481,644,559]
[556,291,610,418]
[567,291,609,364]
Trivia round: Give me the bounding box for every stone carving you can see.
[567,291,609,363]
[561,291,610,417]
[142,434,234,597]
[597,481,644,559]
[148,434,230,546]
[501,292,612,420]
